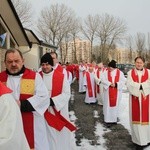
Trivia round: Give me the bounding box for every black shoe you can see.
[81,91,86,94]
[135,144,145,150]
[90,102,97,105]
[104,123,112,128]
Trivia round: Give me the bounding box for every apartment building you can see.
[109,48,137,64]
[61,38,91,63]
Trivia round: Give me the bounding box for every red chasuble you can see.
[131,69,149,125]
[0,69,36,149]
[108,69,120,107]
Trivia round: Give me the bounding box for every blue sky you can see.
[29,0,150,36]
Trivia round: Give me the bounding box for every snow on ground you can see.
[69,85,150,149]
[69,109,111,150]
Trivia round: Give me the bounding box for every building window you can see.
[0,24,6,48]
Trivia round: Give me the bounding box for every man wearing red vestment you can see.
[127,56,150,149]
[40,53,76,150]
[0,49,50,150]
[101,60,126,126]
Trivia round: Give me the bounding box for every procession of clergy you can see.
[0,48,149,150]
[77,57,150,150]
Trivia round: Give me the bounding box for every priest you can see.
[40,53,76,150]
[102,60,126,126]
[126,56,150,149]
[83,64,97,104]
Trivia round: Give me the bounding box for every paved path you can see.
[69,80,136,150]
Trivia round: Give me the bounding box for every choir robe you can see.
[102,69,126,123]
[79,65,86,93]
[94,68,105,105]
[126,68,150,146]
[0,72,50,150]
[42,70,76,150]
[83,71,97,104]
[0,82,30,150]
[67,70,73,85]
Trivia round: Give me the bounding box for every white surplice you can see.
[127,68,150,146]
[94,68,105,105]
[79,65,86,93]
[6,73,50,150]
[42,70,76,150]
[102,69,126,123]
[0,93,30,150]
[83,71,97,104]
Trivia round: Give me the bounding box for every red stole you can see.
[20,69,36,149]
[55,64,63,73]
[0,69,36,149]
[108,69,120,107]
[86,72,94,97]
[40,70,76,131]
[0,81,12,96]
[131,69,149,124]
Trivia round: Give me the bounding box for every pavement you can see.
[69,80,137,150]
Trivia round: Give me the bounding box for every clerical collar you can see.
[136,68,143,71]
[6,65,25,76]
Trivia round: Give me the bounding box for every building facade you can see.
[109,48,137,64]
[61,38,91,64]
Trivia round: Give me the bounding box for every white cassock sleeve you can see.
[94,71,100,85]
[83,73,87,86]
[126,70,141,97]
[28,73,49,115]
[52,75,71,112]
[94,71,104,85]
[116,71,126,90]
[0,93,30,150]
[101,71,111,90]
[141,70,150,96]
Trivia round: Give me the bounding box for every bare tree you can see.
[126,35,134,63]
[96,13,127,63]
[37,3,76,47]
[69,18,81,63]
[12,0,33,27]
[135,32,146,57]
[145,32,150,60]
[60,33,72,63]
[60,17,81,63]
[81,14,99,62]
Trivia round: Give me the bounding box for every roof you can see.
[0,0,31,49]
[40,40,58,49]
[24,28,40,44]
[25,28,58,49]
